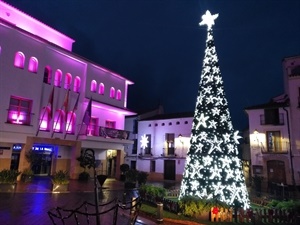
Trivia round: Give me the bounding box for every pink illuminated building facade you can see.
[0,1,135,179]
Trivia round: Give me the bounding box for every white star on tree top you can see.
[199,10,218,29]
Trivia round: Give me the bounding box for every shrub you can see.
[267,199,300,211]
[51,170,70,185]
[120,164,130,174]
[137,171,148,186]
[178,196,228,216]
[0,169,21,184]
[140,184,167,198]
[125,169,139,183]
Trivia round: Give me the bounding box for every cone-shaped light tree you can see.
[179,10,250,209]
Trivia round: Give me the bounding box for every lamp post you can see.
[178,134,183,157]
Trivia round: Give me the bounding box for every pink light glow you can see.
[40,120,48,130]
[10,112,24,124]
[0,2,75,51]
[91,101,136,116]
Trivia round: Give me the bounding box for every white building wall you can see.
[136,115,192,181]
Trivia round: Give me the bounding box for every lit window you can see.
[54,70,62,87]
[7,96,32,125]
[87,117,98,136]
[53,110,65,132]
[116,89,122,100]
[91,80,97,92]
[43,66,52,84]
[66,112,76,134]
[28,57,38,73]
[39,106,51,131]
[73,76,81,93]
[64,73,72,90]
[105,120,115,129]
[14,51,25,69]
[266,131,282,153]
[110,87,115,98]
[99,83,105,95]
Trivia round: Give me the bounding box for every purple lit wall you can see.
[0,1,74,51]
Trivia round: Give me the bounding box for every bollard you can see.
[122,192,127,207]
[157,202,163,223]
[130,197,136,217]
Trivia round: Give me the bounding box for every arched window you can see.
[116,89,122,100]
[99,83,105,95]
[54,70,62,87]
[66,111,76,134]
[28,56,38,73]
[91,80,97,92]
[43,66,52,84]
[64,73,72,90]
[14,51,25,69]
[39,106,51,131]
[73,76,81,93]
[110,87,115,98]
[53,110,65,132]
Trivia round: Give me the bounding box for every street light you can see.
[178,134,183,157]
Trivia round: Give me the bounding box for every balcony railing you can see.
[260,114,284,125]
[78,124,130,140]
[261,148,288,154]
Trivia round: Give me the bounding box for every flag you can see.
[83,98,92,125]
[48,87,54,119]
[63,89,70,114]
[73,93,80,112]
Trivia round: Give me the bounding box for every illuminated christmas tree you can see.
[179,10,250,209]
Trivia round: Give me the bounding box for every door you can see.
[10,153,20,170]
[164,160,176,180]
[267,160,286,183]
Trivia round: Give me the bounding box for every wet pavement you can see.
[0,177,158,225]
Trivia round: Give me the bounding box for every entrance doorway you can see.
[10,153,20,170]
[267,160,286,183]
[164,160,176,180]
[27,150,52,176]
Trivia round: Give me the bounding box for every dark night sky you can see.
[4,0,300,130]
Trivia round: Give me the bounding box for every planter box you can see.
[52,184,69,192]
[0,183,16,192]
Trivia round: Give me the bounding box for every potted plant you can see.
[124,169,138,189]
[0,169,21,192]
[51,170,70,192]
[120,163,129,181]
[137,171,148,186]
[76,150,94,182]
[21,168,34,183]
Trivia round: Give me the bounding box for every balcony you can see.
[78,124,130,140]
[261,148,288,154]
[260,113,284,125]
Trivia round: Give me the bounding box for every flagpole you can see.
[64,93,80,139]
[36,87,54,136]
[76,97,92,140]
[36,103,50,136]
[51,89,69,138]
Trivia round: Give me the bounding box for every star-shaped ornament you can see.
[199,10,219,29]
